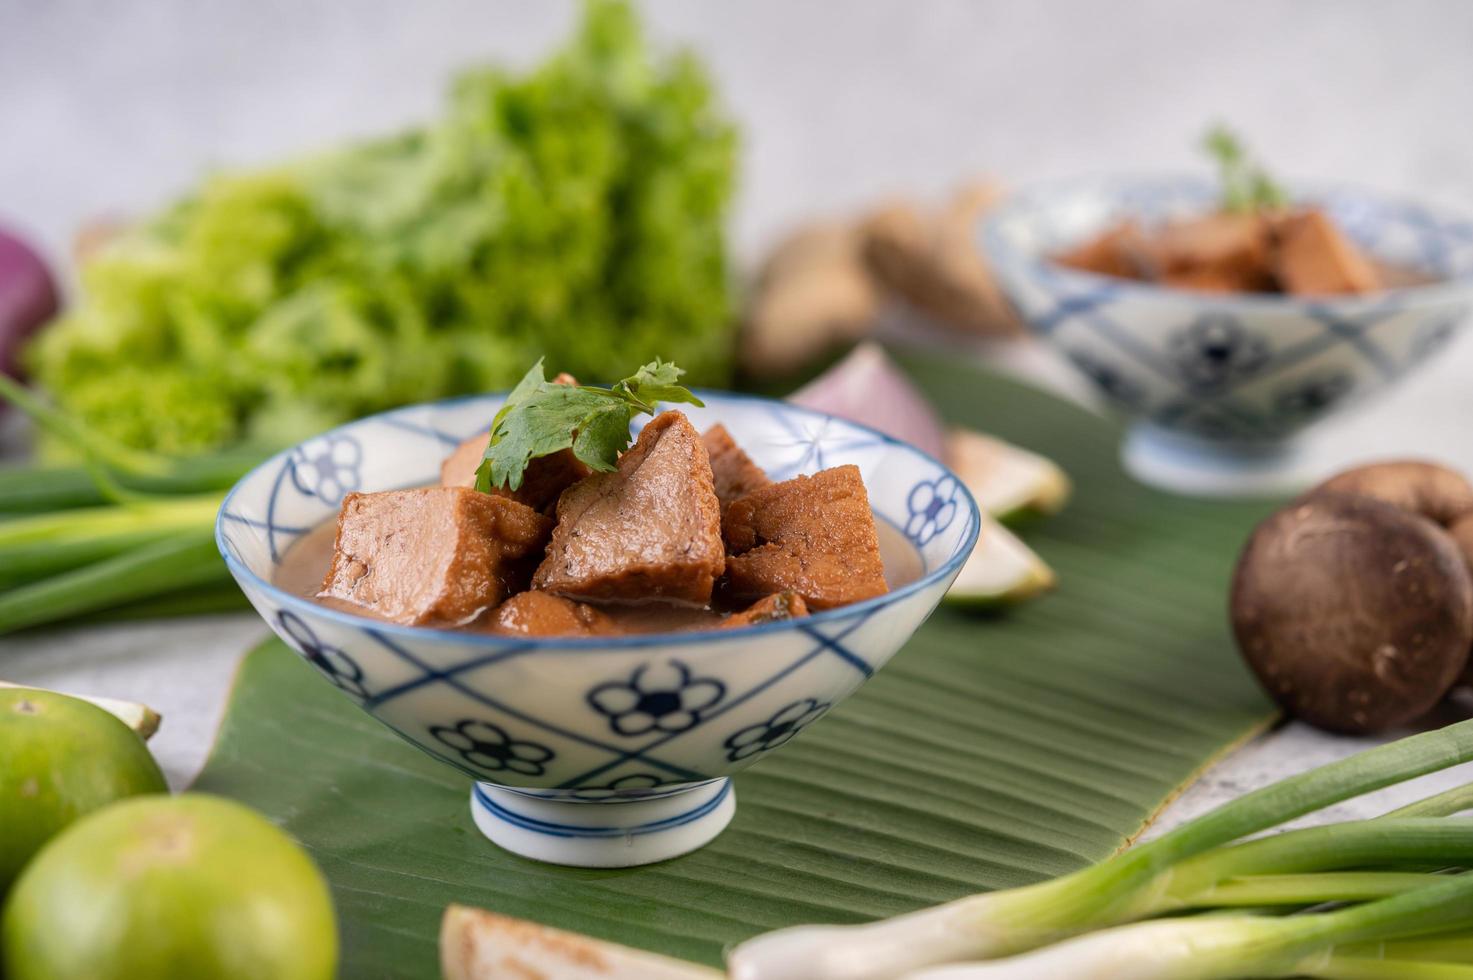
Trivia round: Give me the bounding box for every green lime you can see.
[0,687,167,892]
[2,793,337,980]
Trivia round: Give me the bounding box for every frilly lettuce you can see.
[27,0,737,455]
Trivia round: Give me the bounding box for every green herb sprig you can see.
[1204,124,1288,213]
[474,359,703,493]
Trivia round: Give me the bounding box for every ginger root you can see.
[860,181,1022,338]
[739,222,879,377]
[739,179,1021,377]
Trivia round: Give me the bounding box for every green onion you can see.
[1307,963,1473,980]
[1183,872,1440,909]
[1158,819,1473,909]
[90,582,252,622]
[0,375,260,628]
[0,531,226,635]
[0,496,221,583]
[0,449,266,514]
[727,723,1473,980]
[896,872,1473,979]
[1385,784,1473,819]
[0,372,267,513]
[1336,934,1473,961]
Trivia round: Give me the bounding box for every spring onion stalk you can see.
[1156,819,1473,908]
[896,872,1473,980]
[92,582,253,621]
[727,722,1473,980]
[1335,934,1473,961]
[1305,962,1473,980]
[0,374,267,513]
[0,372,167,476]
[0,376,260,626]
[1385,784,1473,819]
[0,495,221,588]
[1183,872,1440,908]
[0,532,225,634]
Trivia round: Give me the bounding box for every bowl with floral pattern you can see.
[981,176,1473,450]
[216,391,980,868]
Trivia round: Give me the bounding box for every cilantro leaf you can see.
[474,359,704,492]
[1203,124,1286,214]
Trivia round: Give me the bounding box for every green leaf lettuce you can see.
[28,0,738,456]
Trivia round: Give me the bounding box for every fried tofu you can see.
[720,591,810,629]
[533,411,725,604]
[1054,220,1152,281]
[491,591,616,638]
[440,433,591,515]
[702,424,771,507]
[1275,209,1382,295]
[319,487,551,627]
[1150,213,1276,293]
[723,464,888,611]
[440,372,590,513]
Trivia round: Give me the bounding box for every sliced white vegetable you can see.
[946,427,1070,524]
[0,680,161,739]
[944,512,1055,608]
[789,341,946,460]
[440,904,721,980]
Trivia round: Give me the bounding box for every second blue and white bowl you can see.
[982,175,1473,445]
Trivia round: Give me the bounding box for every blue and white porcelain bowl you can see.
[216,392,980,867]
[982,176,1473,445]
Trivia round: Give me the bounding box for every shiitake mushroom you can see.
[1311,461,1473,690]
[1309,460,1473,528]
[1231,492,1473,733]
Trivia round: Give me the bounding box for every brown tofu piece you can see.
[720,591,810,630]
[1275,209,1381,296]
[702,424,771,507]
[533,411,725,604]
[440,433,591,515]
[1150,212,1276,293]
[1158,265,1261,294]
[1054,221,1152,280]
[319,487,551,627]
[440,372,589,513]
[490,591,616,638]
[723,464,888,611]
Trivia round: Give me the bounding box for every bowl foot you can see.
[469,779,735,868]
[1122,421,1311,497]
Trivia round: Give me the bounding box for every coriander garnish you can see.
[474,359,703,493]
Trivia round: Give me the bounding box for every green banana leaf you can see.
[194,354,1279,977]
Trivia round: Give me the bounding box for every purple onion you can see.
[0,226,60,381]
[788,342,947,459]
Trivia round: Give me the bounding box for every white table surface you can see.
[6,0,1473,838]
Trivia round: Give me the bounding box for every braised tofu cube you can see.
[1151,213,1276,293]
[702,424,771,507]
[440,434,590,515]
[320,487,551,627]
[720,591,810,630]
[723,464,888,611]
[439,372,589,513]
[533,411,725,604]
[491,591,615,638]
[1054,221,1152,280]
[1275,209,1381,296]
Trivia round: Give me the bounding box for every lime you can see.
[0,687,167,892]
[2,793,337,980]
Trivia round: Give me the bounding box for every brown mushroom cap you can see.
[1451,513,1473,570]
[1231,493,1473,734]
[1308,460,1473,528]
